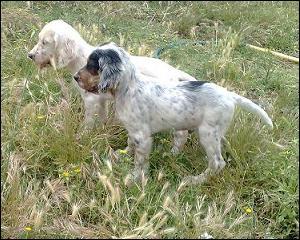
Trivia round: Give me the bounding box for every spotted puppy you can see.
[74,43,273,185]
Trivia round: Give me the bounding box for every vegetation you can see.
[1,1,298,238]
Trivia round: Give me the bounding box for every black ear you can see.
[87,49,123,92]
[86,50,101,75]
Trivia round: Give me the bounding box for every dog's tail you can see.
[230,92,273,128]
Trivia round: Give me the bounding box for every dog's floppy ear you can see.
[95,49,123,92]
[54,33,76,68]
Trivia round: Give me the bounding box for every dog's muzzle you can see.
[28,53,35,60]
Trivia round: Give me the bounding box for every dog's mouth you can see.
[88,85,99,94]
[82,82,99,94]
[38,61,51,69]
[76,80,99,94]
[28,54,52,69]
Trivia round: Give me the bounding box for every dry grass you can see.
[1,1,298,239]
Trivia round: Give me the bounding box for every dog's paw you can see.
[124,172,141,187]
[132,170,143,182]
[124,174,134,187]
[170,146,180,155]
[127,169,146,184]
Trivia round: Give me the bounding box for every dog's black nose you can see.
[28,53,34,60]
[73,75,79,82]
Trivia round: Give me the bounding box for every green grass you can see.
[1,1,299,239]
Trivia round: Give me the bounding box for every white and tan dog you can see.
[28,20,196,129]
[74,43,273,185]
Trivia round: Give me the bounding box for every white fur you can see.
[28,19,196,128]
[85,44,273,185]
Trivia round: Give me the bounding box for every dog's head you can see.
[74,43,125,94]
[28,20,77,70]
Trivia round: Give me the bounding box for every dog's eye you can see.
[42,40,48,45]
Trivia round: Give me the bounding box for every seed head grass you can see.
[1,1,298,239]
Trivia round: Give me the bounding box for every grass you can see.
[1,1,299,239]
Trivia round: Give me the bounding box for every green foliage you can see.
[1,1,298,239]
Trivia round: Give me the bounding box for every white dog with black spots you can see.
[74,43,273,185]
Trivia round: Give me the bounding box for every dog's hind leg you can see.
[182,123,226,185]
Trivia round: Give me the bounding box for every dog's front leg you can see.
[82,92,108,129]
[171,130,189,154]
[130,133,152,182]
[124,137,135,155]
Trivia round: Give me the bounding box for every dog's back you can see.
[131,56,196,82]
[118,77,233,133]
